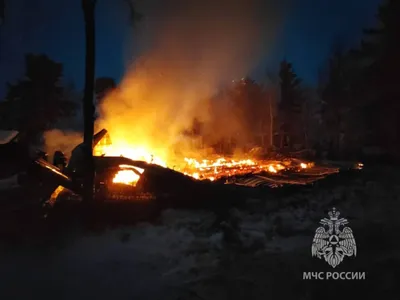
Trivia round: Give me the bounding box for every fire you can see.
[93,134,290,182]
[88,1,306,187]
[182,157,286,181]
[94,141,167,168]
[93,131,313,184]
[113,170,140,186]
[112,164,145,186]
[268,165,277,173]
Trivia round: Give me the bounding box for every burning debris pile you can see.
[92,130,352,189]
[164,157,341,188]
[182,157,287,181]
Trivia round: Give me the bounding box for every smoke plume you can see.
[43,129,83,161]
[96,0,286,164]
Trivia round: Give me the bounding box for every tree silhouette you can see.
[227,78,268,147]
[351,0,400,156]
[202,78,273,153]
[263,69,281,149]
[315,0,400,159]
[0,0,4,25]
[278,60,304,149]
[81,0,141,203]
[279,60,302,113]
[1,54,78,142]
[320,47,352,158]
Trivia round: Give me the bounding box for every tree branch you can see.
[0,0,5,25]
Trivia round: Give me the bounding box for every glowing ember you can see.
[268,165,277,173]
[113,170,140,186]
[48,185,65,206]
[112,165,145,186]
[93,133,315,183]
[182,157,287,180]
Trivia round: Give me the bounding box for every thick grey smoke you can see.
[43,0,288,164]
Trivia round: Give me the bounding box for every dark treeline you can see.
[195,0,400,161]
[0,0,398,161]
[0,52,117,142]
[0,54,80,144]
[318,0,400,161]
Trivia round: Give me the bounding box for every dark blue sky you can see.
[274,0,381,83]
[0,0,381,97]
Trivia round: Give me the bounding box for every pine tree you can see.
[353,0,400,154]
[279,60,302,113]
[278,60,304,149]
[1,54,78,141]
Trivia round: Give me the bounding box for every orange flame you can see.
[94,144,167,167]
[113,169,140,186]
[181,157,286,180]
[112,165,145,186]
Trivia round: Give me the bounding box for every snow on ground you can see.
[1,165,400,299]
[0,209,224,300]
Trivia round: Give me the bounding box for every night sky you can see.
[0,0,381,98]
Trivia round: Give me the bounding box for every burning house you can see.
[0,125,359,205]
[0,0,364,214]
[90,128,359,190]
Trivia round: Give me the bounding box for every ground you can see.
[0,164,399,300]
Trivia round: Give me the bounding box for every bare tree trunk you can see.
[303,101,309,149]
[0,0,4,25]
[82,0,96,204]
[269,93,273,148]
